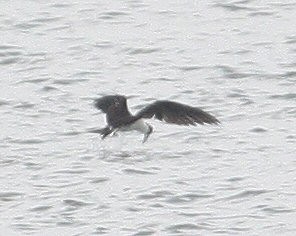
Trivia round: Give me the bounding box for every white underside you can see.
[118,119,149,134]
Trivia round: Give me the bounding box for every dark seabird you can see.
[93,95,220,143]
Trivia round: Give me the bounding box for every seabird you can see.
[93,95,220,143]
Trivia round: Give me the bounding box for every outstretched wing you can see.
[94,95,127,113]
[135,100,220,125]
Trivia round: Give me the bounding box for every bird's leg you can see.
[111,128,119,136]
[142,134,149,143]
[142,124,153,143]
[93,127,113,140]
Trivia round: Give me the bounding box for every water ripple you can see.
[63,199,92,207]
[137,190,173,200]
[0,45,23,65]
[166,193,214,204]
[218,189,271,201]
[213,0,255,12]
[165,223,203,234]
[99,11,129,18]
[123,168,155,175]
[29,205,53,212]
[50,3,72,8]
[216,65,256,79]
[269,93,296,100]
[0,99,10,106]
[249,127,268,133]
[89,177,110,184]
[177,65,202,71]
[53,78,88,85]
[126,47,161,55]
[10,138,45,145]
[0,192,24,202]
[132,230,155,236]
[261,206,295,214]
[249,11,275,17]
[14,102,35,109]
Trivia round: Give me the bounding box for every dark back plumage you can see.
[94,95,127,113]
[94,95,134,128]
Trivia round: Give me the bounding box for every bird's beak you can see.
[142,133,150,143]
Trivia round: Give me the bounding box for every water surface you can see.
[1,0,296,235]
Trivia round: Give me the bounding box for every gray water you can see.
[1,0,296,235]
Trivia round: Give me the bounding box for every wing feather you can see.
[136,100,220,125]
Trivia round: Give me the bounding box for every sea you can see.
[1,0,295,235]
